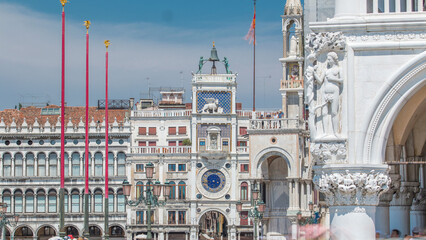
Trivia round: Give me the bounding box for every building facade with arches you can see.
[0,106,131,240]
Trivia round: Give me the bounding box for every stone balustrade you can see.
[0,117,130,134]
[130,146,192,154]
[281,78,304,89]
[249,119,300,130]
[367,0,425,14]
[192,74,236,83]
[132,110,191,118]
[236,146,249,153]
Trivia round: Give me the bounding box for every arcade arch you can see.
[198,210,228,240]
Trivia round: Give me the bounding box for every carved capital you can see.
[314,170,391,206]
[411,188,426,211]
[305,32,346,56]
[311,140,347,164]
[391,181,419,206]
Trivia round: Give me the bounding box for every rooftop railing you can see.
[132,110,191,118]
[130,146,192,154]
[367,0,425,14]
[249,119,300,130]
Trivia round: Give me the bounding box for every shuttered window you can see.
[138,127,146,135]
[148,127,156,135]
[168,127,176,135]
[178,126,187,135]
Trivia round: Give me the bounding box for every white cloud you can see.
[0,3,283,110]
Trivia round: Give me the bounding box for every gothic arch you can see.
[251,147,293,178]
[360,51,426,164]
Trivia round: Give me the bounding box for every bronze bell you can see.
[209,42,220,62]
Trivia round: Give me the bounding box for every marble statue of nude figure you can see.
[314,52,343,138]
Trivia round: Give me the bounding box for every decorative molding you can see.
[346,32,426,42]
[311,140,347,164]
[314,170,391,206]
[305,32,346,56]
[365,61,426,163]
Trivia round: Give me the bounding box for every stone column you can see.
[375,174,400,237]
[410,163,426,231]
[389,181,419,236]
[314,166,391,240]
[298,91,304,123]
[290,218,297,240]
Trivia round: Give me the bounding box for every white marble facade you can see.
[306,0,426,238]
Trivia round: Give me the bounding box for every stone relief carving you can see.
[311,141,347,164]
[305,32,345,141]
[200,98,223,114]
[314,170,391,206]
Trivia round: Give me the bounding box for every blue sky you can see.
[0,0,297,110]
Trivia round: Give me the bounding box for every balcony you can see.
[130,146,192,154]
[249,119,300,130]
[132,110,191,118]
[281,79,303,89]
[192,74,236,83]
[237,146,249,153]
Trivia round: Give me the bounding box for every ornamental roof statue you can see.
[284,0,303,15]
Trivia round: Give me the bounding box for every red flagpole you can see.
[105,45,109,198]
[84,21,90,195]
[60,3,65,190]
[253,0,256,112]
[59,1,67,237]
[83,20,91,238]
[104,40,110,240]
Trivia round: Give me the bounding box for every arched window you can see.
[136,182,143,199]
[117,152,126,176]
[89,226,102,237]
[14,190,23,213]
[241,182,248,201]
[3,153,11,177]
[25,189,34,212]
[94,153,103,176]
[71,189,80,213]
[64,190,69,213]
[49,153,58,176]
[117,189,125,212]
[169,181,176,200]
[83,152,92,176]
[64,153,69,176]
[109,226,124,237]
[71,153,80,176]
[178,181,186,200]
[37,189,46,212]
[15,153,23,177]
[48,189,57,213]
[38,153,46,176]
[94,189,103,212]
[108,152,114,177]
[2,190,11,213]
[26,153,35,176]
[15,226,33,237]
[108,188,114,212]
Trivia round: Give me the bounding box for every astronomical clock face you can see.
[201,170,226,193]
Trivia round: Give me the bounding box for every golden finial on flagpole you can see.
[84,21,91,33]
[84,21,91,29]
[60,0,67,11]
[104,40,110,50]
[213,41,215,47]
